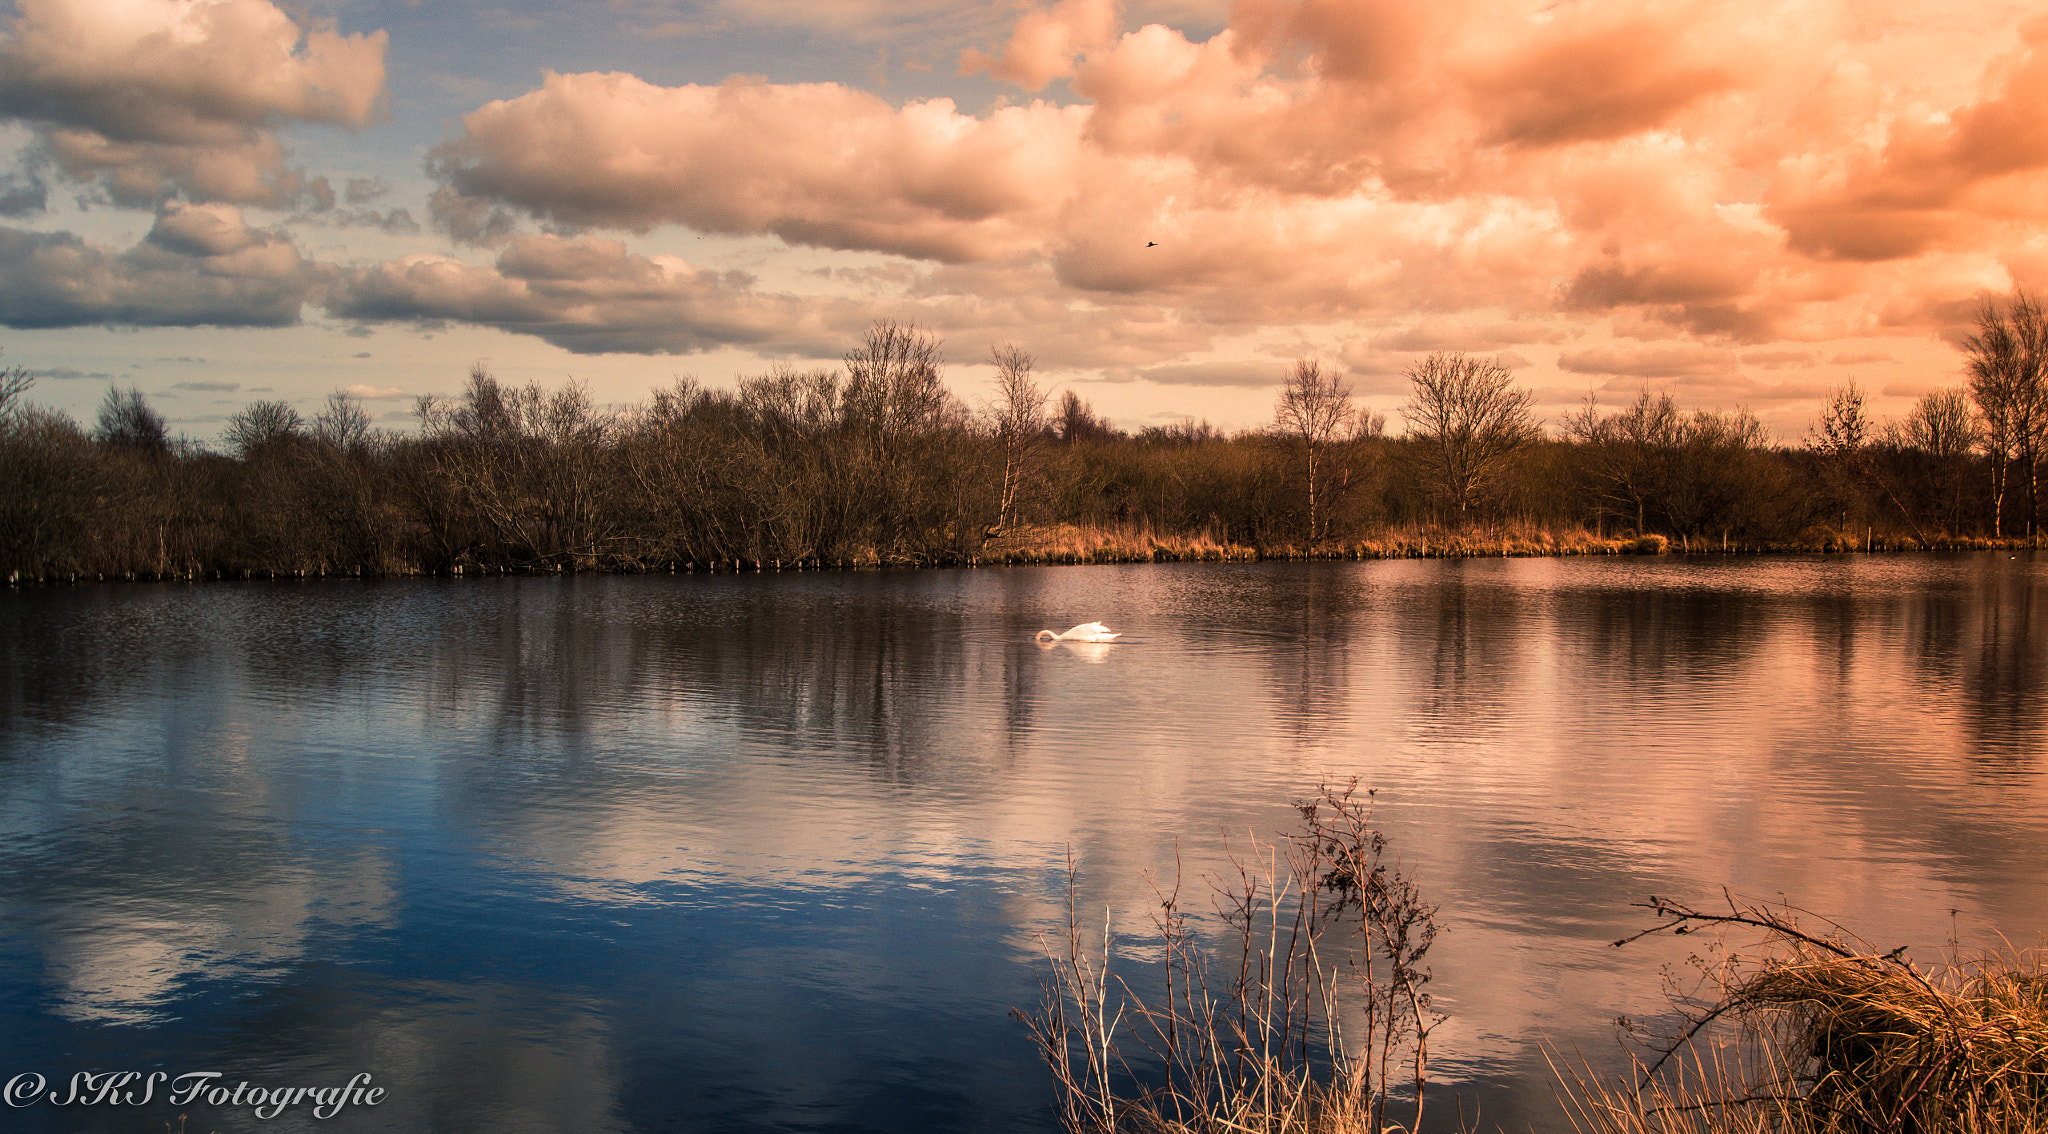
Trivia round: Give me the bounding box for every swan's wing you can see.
[1068,622,1112,637]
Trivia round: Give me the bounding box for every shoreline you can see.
[6,526,2037,587]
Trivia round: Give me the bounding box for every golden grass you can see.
[980,522,1257,565]
[1015,780,1441,1134]
[973,522,2043,567]
[1565,896,2048,1134]
[982,521,1664,565]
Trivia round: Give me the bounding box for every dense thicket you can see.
[3,316,2042,582]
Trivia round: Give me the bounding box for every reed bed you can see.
[983,521,1666,565]
[1014,780,1441,1134]
[1565,895,2048,1134]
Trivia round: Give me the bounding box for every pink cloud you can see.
[6,0,2044,439]
[0,0,388,206]
[1370,318,1569,351]
[958,0,1116,90]
[428,72,1087,261]
[1463,13,1745,147]
[324,234,858,356]
[1738,350,1816,369]
[1558,344,1741,378]
[1767,17,2048,262]
[416,0,2048,370]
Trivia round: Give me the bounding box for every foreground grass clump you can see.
[1014,781,1440,1134]
[1564,895,2048,1134]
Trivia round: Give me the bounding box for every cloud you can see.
[344,177,390,205]
[343,384,405,399]
[1558,344,1741,378]
[0,202,316,328]
[958,0,1116,91]
[1881,381,1945,398]
[0,0,388,206]
[324,233,855,355]
[172,380,238,391]
[3,0,2041,393]
[35,365,112,380]
[1370,318,1569,352]
[427,72,1088,262]
[1766,18,2048,262]
[428,186,517,247]
[304,206,420,234]
[1831,350,1897,365]
[0,170,46,216]
[1738,350,1816,369]
[393,0,2048,379]
[1123,359,1283,387]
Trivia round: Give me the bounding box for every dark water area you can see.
[2,554,2045,1133]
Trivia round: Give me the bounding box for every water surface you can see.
[3,554,2044,1132]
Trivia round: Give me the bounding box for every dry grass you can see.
[1562,895,2048,1134]
[1014,780,1441,1134]
[982,522,1258,565]
[982,521,1667,565]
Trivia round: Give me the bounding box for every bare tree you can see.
[1400,353,1538,521]
[1805,381,1902,537]
[0,366,30,423]
[94,385,168,454]
[1964,292,2048,540]
[1273,357,1354,543]
[987,343,1048,533]
[1808,381,1870,457]
[1900,389,1978,534]
[1054,388,1112,443]
[224,400,304,458]
[1566,388,1679,536]
[417,365,619,565]
[313,391,374,454]
[841,319,949,463]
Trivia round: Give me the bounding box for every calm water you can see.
[2,555,2045,1133]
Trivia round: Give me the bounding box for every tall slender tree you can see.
[1964,292,2048,540]
[1273,357,1354,543]
[987,343,1047,533]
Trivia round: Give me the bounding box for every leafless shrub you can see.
[1015,779,1441,1134]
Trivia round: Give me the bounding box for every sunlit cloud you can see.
[0,0,389,207]
[0,0,2044,427]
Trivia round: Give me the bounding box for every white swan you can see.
[1037,622,1120,643]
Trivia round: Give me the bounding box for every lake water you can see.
[2,554,2045,1133]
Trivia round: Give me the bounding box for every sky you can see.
[2,0,2046,443]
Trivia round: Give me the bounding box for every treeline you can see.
[1,308,2043,583]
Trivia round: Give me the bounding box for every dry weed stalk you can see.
[1014,780,1441,1134]
[1563,892,2048,1134]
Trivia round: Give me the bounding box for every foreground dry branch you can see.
[1015,781,1441,1134]
[1562,895,2048,1134]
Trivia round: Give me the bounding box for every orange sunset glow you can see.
[1,0,2045,437]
